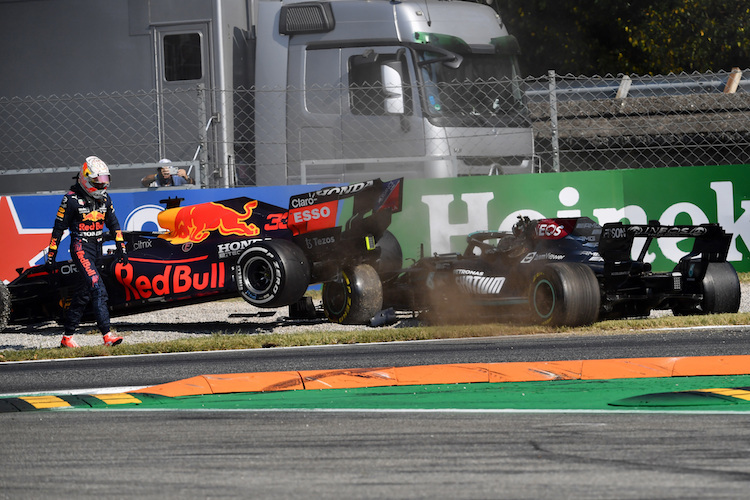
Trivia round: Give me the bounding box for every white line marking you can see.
[57,407,750,415]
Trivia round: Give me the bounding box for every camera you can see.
[159,165,179,176]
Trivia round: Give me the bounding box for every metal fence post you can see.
[548,70,561,173]
[196,83,210,187]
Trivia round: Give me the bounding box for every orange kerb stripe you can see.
[129,355,750,398]
[580,357,679,380]
[394,364,489,385]
[130,375,213,397]
[487,360,583,382]
[299,367,398,390]
[672,355,750,376]
[204,372,304,393]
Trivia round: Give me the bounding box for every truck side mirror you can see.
[381,63,404,115]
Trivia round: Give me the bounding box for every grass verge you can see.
[2,311,749,363]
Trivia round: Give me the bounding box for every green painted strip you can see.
[104,375,750,412]
[5,376,750,412]
[58,395,99,408]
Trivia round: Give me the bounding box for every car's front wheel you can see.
[236,240,310,308]
[322,264,383,324]
[529,263,600,327]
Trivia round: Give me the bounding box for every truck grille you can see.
[280,3,335,35]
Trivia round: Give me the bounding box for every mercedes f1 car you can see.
[380,216,741,327]
[0,178,404,331]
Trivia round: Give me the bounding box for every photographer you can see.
[141,158,194,187]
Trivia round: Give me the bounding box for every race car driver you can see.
[46,156,127,348]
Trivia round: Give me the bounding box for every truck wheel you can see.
[0,282,10,331]
[529,263,600,327]
[322,264,383,324]
[236,240,310,308]
[673,262,740,316]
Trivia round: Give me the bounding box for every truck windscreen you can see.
[413,34,529,128]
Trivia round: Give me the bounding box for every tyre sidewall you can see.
[235,240,309,308]
[530,268,562,325]
[528,263,600,327]
[322,270,355,323]
[673,262,740,315]
[701,262,740,314]
[323,264,383,324]
[375,230,403,276]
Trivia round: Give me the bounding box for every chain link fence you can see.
[528,69,750,173]
[0,87,206,192]
[1,69,748,194]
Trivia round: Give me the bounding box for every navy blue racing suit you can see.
[47,183,126,335]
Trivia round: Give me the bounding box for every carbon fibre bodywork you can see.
[3,179,403,327]
[382,216,740,326]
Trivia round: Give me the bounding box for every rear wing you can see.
[599,222,732,264]
[287,178,403,237]
[286,178,404,275]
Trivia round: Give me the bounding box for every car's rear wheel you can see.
[0,281,10,331]
[322,264,383,324]
[375,230,403,276]
[673,262,740,315]
[529,263,600,327]
[236,240,310,308]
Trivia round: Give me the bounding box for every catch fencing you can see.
[528,69,750,173]
[0,69,748,193]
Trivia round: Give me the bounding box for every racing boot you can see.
[103,332,123,346]
[60,335,80,348]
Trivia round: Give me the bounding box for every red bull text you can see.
[115,261,226,300]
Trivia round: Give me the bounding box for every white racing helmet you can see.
[79,156,111,199]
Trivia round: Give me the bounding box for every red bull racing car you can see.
[0,178,404,331]
[380,216,741,327]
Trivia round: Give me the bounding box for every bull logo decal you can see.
[158,200,261,245]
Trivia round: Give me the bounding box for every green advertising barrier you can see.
[389,164,749,272]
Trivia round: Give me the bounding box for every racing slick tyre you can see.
[322,264,383,325]
[529,263,600,327]
[375,230,403,276]
[236,240,310,308]
[0,281,10,331]
[672,262,740,316]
